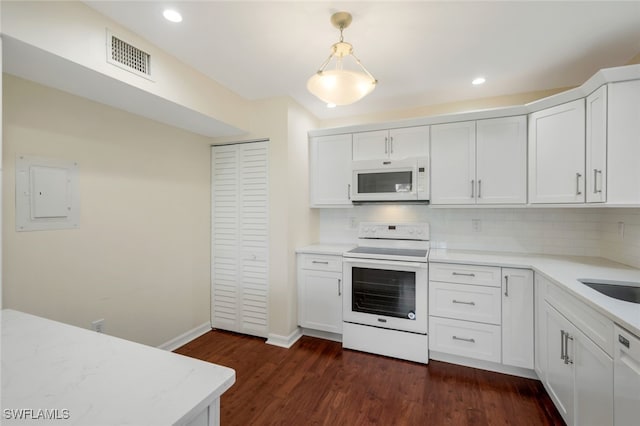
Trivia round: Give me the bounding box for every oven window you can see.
[351,267,416,319]
[357,171,413,194]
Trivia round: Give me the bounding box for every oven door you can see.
[343,257,428,334]
[351,160,418,201]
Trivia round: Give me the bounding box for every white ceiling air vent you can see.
[106,30,153,80]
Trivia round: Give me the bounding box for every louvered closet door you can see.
[211,141,269,338]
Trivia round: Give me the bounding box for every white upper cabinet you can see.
[476,116,527,204]
[431,121,476,204]
[352,126,429,161]
[309,134,353,207]
[585,85,607,203]
[529,99,586,204]
[431,116,526,205]
[607,80,640,204]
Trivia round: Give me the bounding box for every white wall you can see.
[2,75,213,346]
[318,205,640,267]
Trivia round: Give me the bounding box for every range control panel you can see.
[357,222,430,241]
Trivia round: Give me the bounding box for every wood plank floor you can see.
[175,330,564,425]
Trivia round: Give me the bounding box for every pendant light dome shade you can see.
[307,12,377,106]
[307,69,376,106]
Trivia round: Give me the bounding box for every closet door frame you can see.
[211,140,269,338]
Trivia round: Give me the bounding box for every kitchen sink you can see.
[578,279,640,304]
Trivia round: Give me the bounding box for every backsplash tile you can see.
[318,206,640,267]
[600,208,640,268]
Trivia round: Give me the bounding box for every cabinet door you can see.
[586,86,607,203]
[297,269,343,334]
[502,268,534,369]
[544,302,574,426]
[431,121,477,204]
[309,134,352,207]
[388,126,430,160]
[352,130,389,161]
[529,99,586,204]
[534,274,548,379]
[476,116,527,204]
[607,80,640,204]
[573,328,614,426]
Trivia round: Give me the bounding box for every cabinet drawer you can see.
[429,281,501,325]
[429,317,502,362]
[299,254,343,272]
[429,263,502,287]
[545,278,614,356]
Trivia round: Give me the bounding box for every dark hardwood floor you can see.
[175,330,564,425]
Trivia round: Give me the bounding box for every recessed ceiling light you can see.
[327,103,337,108]
[163,9,182,23]
[472,77,486,86]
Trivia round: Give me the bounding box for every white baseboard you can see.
[429,350,539,379]
[158,322,212,352]
[266,327,303,348]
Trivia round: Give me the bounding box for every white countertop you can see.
[1,309,235,425]
[429,249,640,337]
[296,244,356,256]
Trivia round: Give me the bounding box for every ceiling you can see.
[83,1,640,121]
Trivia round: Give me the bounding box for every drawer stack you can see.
[429,263,503,362]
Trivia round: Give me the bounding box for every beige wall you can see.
[2,75,213,347]
[627,51,640,65]
[1,1,251,132]
[319,87,570,129]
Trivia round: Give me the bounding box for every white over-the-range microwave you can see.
[351,157,429,202]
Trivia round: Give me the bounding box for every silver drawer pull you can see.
[452,272,476,277]
[452,300,475,306]
[452,336,475,343]
[593,169,602,194]
[311,261,329,265]
[576,172,582,195]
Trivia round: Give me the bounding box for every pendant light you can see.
[307,11,377,106]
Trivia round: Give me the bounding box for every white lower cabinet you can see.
[537,274,614,426]
[428,263,533,371]
[502,268,534,369]
[429,317,501,362]
[297,254,343,334]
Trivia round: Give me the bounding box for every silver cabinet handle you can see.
[390,136,394,154]
[347,184,351,200]
[384,136,388,154]
[471,179,475,198]
[312,260,329,264]
[560,330,566,360]
[504,275,509,297]
[338,278,342,296]
[478,179,482,198]
[452,272,476,277]
[593,169,602,194]
[576,172,582,195]
[564,333,574,365]
[452,336,475,343]
[452,300,475,306]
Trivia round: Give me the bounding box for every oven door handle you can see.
[342,257,428,269]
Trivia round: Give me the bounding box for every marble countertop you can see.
[1,309,235,425]
[429,249,640,337]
